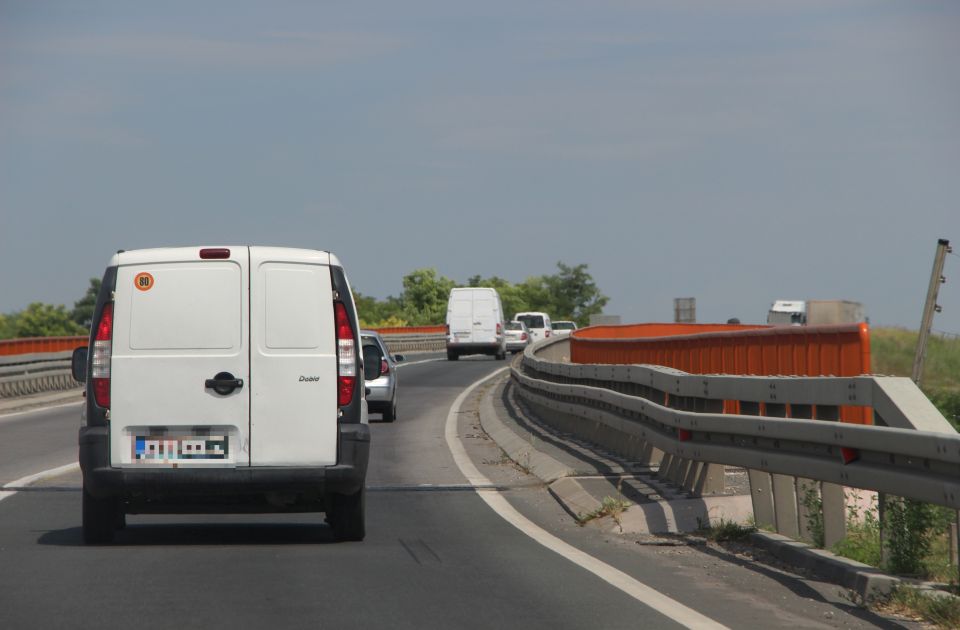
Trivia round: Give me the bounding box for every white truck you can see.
[767,300,866,326]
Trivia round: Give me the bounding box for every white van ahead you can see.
[72,246,374,543]
[445,287,506,360]
[514,312,553,343]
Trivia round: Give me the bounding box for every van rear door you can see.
[110,247,250,468]
[249,247,338,466]
[471,290,497,344]
[448,290,474,343]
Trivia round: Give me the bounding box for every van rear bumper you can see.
[447,342,501,356]
[79,424,370,506]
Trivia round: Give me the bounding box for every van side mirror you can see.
[71,346,88,383]
[362,345,383,382]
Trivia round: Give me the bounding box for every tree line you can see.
[0,279,100,338]
[353,262,608,328]
[0,263,609,338]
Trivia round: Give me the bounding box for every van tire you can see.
[383,401,396,422]
[82,488,117,544]
[447,351,458,361]
[329,488,366,541]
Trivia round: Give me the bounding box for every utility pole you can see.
[912,239,952,386]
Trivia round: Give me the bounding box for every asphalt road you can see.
[0,356,916,629]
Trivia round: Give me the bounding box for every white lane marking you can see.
[0,462,80,503]
[395,358,445,369]
[0,400,83,423]
[444,369,729,630]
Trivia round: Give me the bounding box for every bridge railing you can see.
[514,335,957,547]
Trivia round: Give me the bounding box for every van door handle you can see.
[205,372,243,395]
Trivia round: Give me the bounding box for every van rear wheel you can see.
[82,487,118,544]
[447,350,458,361]
[382,401,396,422]
[329,488,365,541]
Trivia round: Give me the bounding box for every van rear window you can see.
[517,315,544,328]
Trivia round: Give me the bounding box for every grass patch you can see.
[578,496,632,532]
[697,518,756,542]
[879,586,960,629]
[871,327,960,429]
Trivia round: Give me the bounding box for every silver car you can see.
[361,330,403,422]
[504,320,531,354]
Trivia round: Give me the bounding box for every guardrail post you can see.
[670,457,691,487]
[772,474,800,538]
[695,463,725,496]
[657,454,674,482]
[821,482,846,548]
[748,470,776,530]
[796,478,819,543]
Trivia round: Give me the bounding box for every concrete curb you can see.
[750,532,899,602]
[478,375,753,534]
[0,389,83,416]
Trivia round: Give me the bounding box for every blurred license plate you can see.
[134,434,229,462]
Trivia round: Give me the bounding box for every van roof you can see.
[109,246,338,267]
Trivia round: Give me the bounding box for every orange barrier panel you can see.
[371,325,446,335]
[571,323,872,424]
[0,336,88,356]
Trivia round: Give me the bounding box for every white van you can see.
[72,246,375,543]
[445,287,507,360]
[514,312,553,343]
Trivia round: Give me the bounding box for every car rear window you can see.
[554,322,575,330]
[505,322,523,331]
[517,315,544,329]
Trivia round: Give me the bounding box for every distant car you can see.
[361,330,403,422]
[514,311,552,343]
[551,321,577,337]
[504,320,531,354]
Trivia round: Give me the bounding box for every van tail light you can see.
[91,302,114,408]
[380,358,389,375]
[334,302,356,407]
[496,323,502,336]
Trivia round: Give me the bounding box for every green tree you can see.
[541,262,609,326]
[399,268,456,325]
[0,313,15,339]
[13,302,86,337]
[71,277,102,329]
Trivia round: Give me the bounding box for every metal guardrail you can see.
[514,337,959,546]
[0,351,81,398]
[0,332,447,400]
[380,333,446,354]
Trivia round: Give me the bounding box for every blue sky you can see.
[1,1,958,332]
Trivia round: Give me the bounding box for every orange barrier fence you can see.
[372,326,446,335]
[571,323,872,424]
[0,336,88,356]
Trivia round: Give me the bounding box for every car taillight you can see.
[380,358,389,375]
[92,302,114,408]
[335,302,356,407]
[545,330,551,338]
[521,333,528,341]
